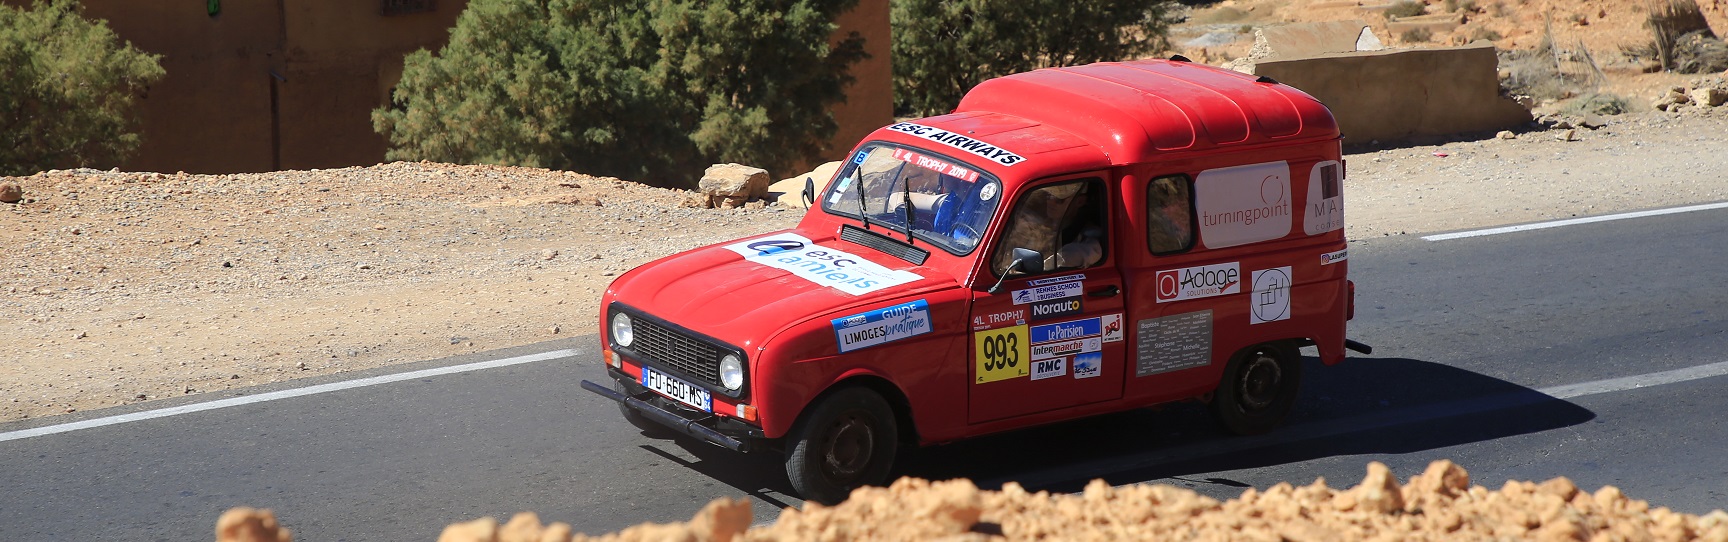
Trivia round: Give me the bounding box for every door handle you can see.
[1088,285,1120,298]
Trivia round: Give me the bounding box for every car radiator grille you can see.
[631,317,721,386]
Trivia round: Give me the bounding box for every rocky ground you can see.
[3,104,1727,423]
[215,461,1728,541]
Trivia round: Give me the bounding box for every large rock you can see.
[1692,87,1727,107]
[767,161,843,209]
[698,163,771,209]
[0,182,21,203]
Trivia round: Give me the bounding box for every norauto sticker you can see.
[890,148,979,182]
[971,308,1027,331]
[831,299,932,353]
[723,233,922,295]
[1320,248,1348,265]
[1011,281,1083,305]
[1029,297,1082,321]
[1155,262,1241,303]
[884,122,1026,167]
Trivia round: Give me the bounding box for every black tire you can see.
[615,380,669,434]
[1211,342,1302,436]
[784,387,899,505]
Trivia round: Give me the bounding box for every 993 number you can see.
[981,333,1019,371]
[974,325,1029,383]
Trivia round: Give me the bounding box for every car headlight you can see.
[610,312,633,348]
[719,353,744,391]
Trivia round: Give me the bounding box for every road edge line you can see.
[1421,201,1728,241]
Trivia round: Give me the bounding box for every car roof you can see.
[951,58,1340,164]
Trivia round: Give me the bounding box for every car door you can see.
[967,175,1129,424]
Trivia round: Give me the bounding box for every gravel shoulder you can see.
[4,108,1727,423]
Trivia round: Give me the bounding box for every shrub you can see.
[1563,92,1630,116]
[373,0,866,187]
[1643,0,1721,72]
[890,0,1177,117]
[0,0,164,176]
[1400,28,1434,43]
[1384,1,1428,19]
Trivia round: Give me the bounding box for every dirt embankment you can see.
[211,461,1728,541]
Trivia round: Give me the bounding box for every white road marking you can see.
[1421,201,1728,241]
[1001,358,1728,490]
[0,349,580,443]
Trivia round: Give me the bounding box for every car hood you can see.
[609,229,958,343]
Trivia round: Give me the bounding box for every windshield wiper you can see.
[901,171,915,244]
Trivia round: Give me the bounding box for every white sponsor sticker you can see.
[1155,262,1241,303]
[1031,337,1102,361]
[723,233,922,295]
[1031,356,1067,381]
[1197,161,1293,249]
[1303,161,1344,235]
[980,183,999,201]
[1101,313,1123,343]
[1250,266,1293,324]
[1073,352,1102,379]
[884,122,1026,167]
[1028,273,1086,286]
[831,299,933,353]
[1010,281,1083,305]
[1320,248,1348,265]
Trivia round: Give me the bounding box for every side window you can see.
[991,179,1108,276]
[1145,175,1195,255]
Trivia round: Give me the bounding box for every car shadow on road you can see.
[893,355,1596,494]
[635,433,804,510]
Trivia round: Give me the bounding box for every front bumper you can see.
[581,369,767,453]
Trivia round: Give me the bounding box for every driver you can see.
[995,183,1103,273]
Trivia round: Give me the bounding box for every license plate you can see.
[640,366,712,412]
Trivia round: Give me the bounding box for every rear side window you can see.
[1145,175,1195,255]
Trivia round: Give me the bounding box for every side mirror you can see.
[987,248,1043,294]
[801,177,816,207]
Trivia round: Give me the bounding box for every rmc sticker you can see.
[723,232,921,295]
[831,299,932,353]
[1249,266,1293,324]
[1031,356,1067,381]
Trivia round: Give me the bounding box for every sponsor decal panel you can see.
[1072,352,1102,379]
[1101,313,1124,343]
[1028,273,1086,287]
[1031,337,1102,360]
[1135,310,1213,377]
[1029,297,1083,321]
[1196,161,1293,249]
[1030,318,1102,344]
[831,299,932,353]
[971,308,1026,331]
[1011,281,1083,305]
[1155,262,1240,303]
[889,148,980,182]
[885,122,1026,167]
[1031,357,1067,381]
[1303,161,1344,235]
[1320,248,1348,265]
[974,324,1030,383]
[1250,267,1293,324]
[723,233,921,295]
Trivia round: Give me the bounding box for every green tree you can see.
[374,0,866,187]
[891,0,1176,117]
[0,0,164,176]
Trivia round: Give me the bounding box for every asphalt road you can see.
[3,206,1726,540]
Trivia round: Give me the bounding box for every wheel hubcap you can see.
[821,413,874,480]
[1239,351,1282,411]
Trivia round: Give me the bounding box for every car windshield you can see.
[821,143,1003,254]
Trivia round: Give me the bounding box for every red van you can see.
[582,57,1368,504]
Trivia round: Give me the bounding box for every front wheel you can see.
[1211,342,1302,435]
[784,387,899,505]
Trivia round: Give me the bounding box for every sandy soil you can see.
[4,106,1725,423]
[214,461,1728,541]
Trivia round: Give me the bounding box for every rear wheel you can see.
[1211,342,1302,435]
[784,387,898,505]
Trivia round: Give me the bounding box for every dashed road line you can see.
[0,348,581,443]
[1422,202,1728,241]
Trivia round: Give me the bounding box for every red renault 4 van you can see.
[581,57,1367,504]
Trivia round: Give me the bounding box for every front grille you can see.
[630,317,721,385]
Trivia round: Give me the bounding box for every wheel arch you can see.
[801,374,920,448]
